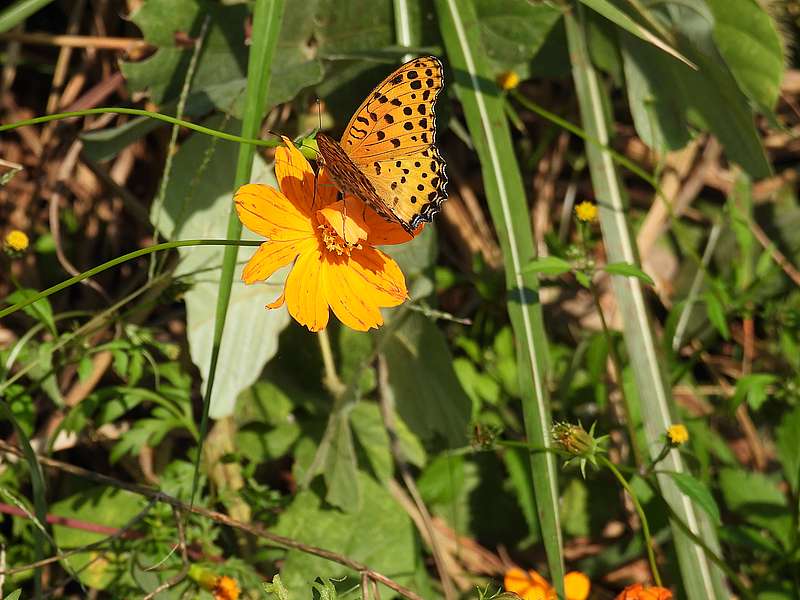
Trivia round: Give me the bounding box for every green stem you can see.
[599,455,662,586]
[317,329,345,398]
[0,107,276,146]
[0,239,260,320]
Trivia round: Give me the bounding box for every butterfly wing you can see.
[317,56,447,233]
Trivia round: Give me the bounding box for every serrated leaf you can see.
[732,373,777,411]
[664,470,721,525]
[263,575,290,600]
[6,288,56,335]
[602,261,654,285]
[522,255,572,275]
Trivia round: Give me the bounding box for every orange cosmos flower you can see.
[615,583,673,600]
[504,567,591,600]
[234,137,412,332]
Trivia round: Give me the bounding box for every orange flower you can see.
[503,567,590,600]
[213,575,240,600]
[234,137,412,332]
[615,583,673,600]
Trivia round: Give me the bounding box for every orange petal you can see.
[323,255,383,331]
[565,572,590,600]
[359,198,424,245]
[318,197,369,244]
[316,166,340,208]
[348,247,407,308]
[275,136,319,216]
[234,184,313,241]
[266,292,285,309]
[242,239,312,284]
[284,244,329,332]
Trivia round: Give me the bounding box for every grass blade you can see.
[0,0,54,34]
[434,1,565,593]
[189,0,285,506]
[564,5,728,597]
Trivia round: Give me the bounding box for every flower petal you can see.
[284,244,329,332]
[316,166,339,208]
[242,239,313,284]
[358,196,424,245]
[266,292,285,309]
[318,197,369,245]
[348,247,407,307]
[323,255,383,331]
[234,184,313,241]
[275,136,320,215]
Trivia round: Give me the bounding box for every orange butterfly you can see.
[316,56,448,236]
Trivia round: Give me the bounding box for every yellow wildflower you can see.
[667,424,689,446]
[234,137,410,332]
[497,71,520,91]
[574,201,598,223]
[4,230,29,252]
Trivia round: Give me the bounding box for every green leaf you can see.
[522,255,572,276]
[579,0,694,67]
[663,471,721,525]
[776,405,800,493]
[474,0,562,77]
[154,117,290,418]
[263,575,291,600]
[561,478,590,537]
[706,0,784,114]
[383,312,471,448]
[602,261,654,285]
[51,486,146,589]
[322,411,361,511]
[718,468,792,549]
[731,373,777,411]
[6,288,56,335]
[0,0,55,34]
[274,472,424,596]
[703,290,730,340]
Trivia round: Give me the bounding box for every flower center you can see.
[318,223,361,257]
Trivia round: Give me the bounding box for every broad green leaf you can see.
[602,261,654,285]
[522,255,572,276]
[383,312,471,448]
[579,0,693,67]
[51,486,146,589]
[4,590,22,600]
[502,447,540,542]
[731,373,777,411]
[718,468,792,549]
[122,0,321,117]
[561,477,590,537]
[663,470,721,525]
[474,0,562,77]
[621,33,690,151]
[322,410,361,511]
[154,118,290,418]
[273,472,425,596]
[706,0,784,115]
[776,405,800,493]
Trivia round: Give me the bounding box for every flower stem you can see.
[317,329,345,399]
[599,455,662,587]
[0,239,261,320]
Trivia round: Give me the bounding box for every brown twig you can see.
[0,32,151,53]
[0,440,423,600]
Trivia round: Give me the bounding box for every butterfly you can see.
[315,55,447,236]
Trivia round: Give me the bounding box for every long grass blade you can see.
[189,0,285,507]
[0,0,54,34]
[433,1,565,594]
[564,5,728,597]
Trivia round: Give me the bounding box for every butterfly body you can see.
[316,56,448,236]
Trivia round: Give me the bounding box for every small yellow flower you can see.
[496,70,520,91]
[4,230,29,252]
[667,424,689,446]
[574,201,598,223]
